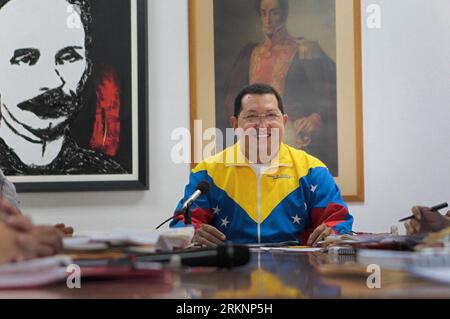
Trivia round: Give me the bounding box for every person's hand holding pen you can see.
[403,204,450,235]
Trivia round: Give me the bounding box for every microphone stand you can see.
[183,202,193,225]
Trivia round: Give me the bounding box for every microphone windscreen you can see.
[196,181,211,194]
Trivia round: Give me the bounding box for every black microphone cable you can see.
[155,181,210,230]
[155,210,184,230]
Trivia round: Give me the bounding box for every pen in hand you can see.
[398,202,448,222]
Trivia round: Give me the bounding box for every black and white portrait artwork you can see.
[0,0,148,191]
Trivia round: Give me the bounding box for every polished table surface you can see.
[1,251,450,299]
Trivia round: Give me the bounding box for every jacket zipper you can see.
[257,170,261,243]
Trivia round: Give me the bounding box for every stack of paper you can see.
[0,256,71,289]
[64,226,195,252]
[0,254,174,289]
[322,233,425,251]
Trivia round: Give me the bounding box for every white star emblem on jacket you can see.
[291,215,302,225]
[213,205,221,215]
[220,216,230,228]
[310,184,318,193]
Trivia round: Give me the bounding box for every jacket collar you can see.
[224,141,293,169]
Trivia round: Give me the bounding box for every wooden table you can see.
[1,251,450,299]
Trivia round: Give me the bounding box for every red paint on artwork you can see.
[90,69,121,156]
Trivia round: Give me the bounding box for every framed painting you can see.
[189,0,364,201]
[0,0,148,192]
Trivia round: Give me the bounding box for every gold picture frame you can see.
[189,0,364,201]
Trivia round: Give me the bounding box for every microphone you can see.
[180,181,210,211]
[155,181,211,229]
[135,244,250,268]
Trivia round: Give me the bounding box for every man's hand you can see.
[1,196,74,237]
[0,197,21,221]
[1,213,64,261]
[54,223,74,237]
[404,206,450,235]
[5,214,33,232]
[193,224,226,247]
[1,194,65,261]
[307,224,335,246]
[14,225,64,261]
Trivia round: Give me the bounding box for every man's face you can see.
[231,93,288,163]
[0,0,87,141]
[260,0,285,36]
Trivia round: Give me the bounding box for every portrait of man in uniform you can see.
[214,0,338,174]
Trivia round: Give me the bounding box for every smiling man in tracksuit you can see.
[171,83,353,247]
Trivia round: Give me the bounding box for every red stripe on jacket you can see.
[299,203,349,244]
[174,207,213,229]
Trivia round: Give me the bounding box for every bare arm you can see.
[0,221,22,264]
[0,214,64,264]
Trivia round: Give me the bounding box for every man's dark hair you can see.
[254,0,290,22]
[234,83,284,117]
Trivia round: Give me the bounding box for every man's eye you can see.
[10,51,40,66]
[270,10,280,17]
[56,51,83,65]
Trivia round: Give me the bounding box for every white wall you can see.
[350,0,450,233]
[20,0,450,234]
